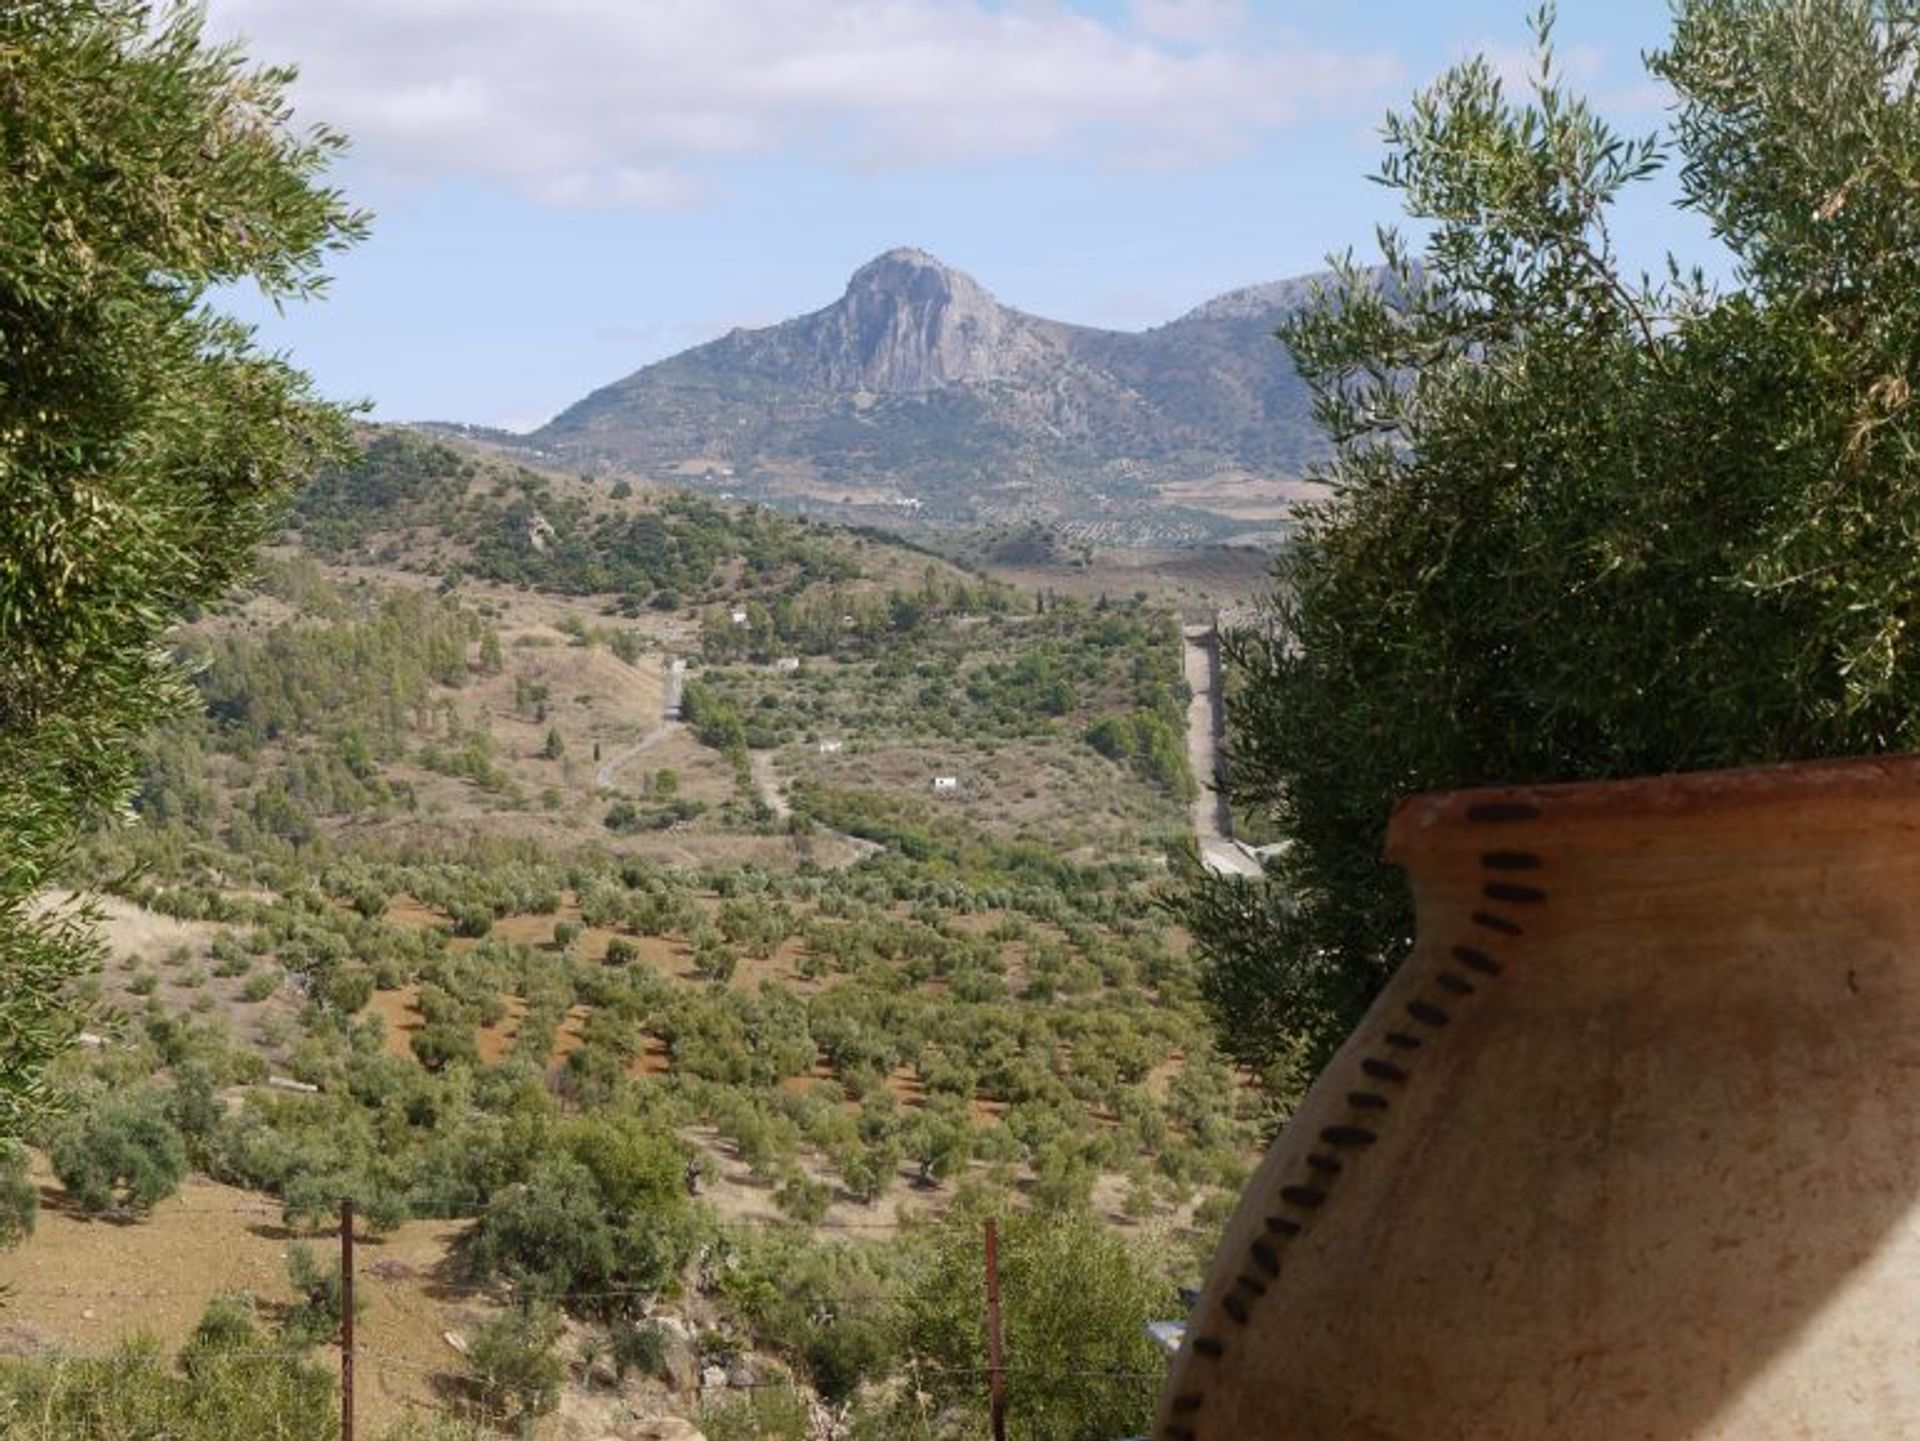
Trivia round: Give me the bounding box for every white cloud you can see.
[538,166,706,211]
[1470,39,1606,97]
[1602,79,1679,120]
[201,0,1397,207]
[1128,0,1249,43]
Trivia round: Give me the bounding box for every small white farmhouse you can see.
[729,608,749,626]
[818,740,843,755]
[932,776,960,794]
[773,656,800,673]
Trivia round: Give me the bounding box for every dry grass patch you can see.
[0,1159,482,1434]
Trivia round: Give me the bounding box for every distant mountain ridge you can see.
[494,249,1337,544]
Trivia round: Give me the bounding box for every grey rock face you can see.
[804,248,1030,393]
[524,248,1349,538]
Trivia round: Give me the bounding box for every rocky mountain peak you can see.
[813,248,1023,393]
[530,254,1332,542]
[1177,275,1326,324]
[845,246,964,289]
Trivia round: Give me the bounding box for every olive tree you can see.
[48,1089,188,1215]
[1187,0,1920,1094]
[897,1209,1173,1441]
[0,0,365,1134]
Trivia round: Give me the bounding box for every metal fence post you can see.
[340,1196,356,1441]
[985,1217,1007,1441]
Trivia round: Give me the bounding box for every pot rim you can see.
[1386,752,1920,865]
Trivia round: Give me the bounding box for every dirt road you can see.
[593,718,681,790]
[595,655,687,791]
[750,751,792,820]
[1184,624,1262,878]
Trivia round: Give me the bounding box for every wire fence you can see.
[0,1205,1175,1440]
[0,1339,1167,1433]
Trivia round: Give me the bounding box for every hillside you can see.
[479,249,1328,546]
[3,431,1263,1439]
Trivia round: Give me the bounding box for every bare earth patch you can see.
[0,1158,483,1435]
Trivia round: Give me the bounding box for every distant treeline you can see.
[293,430,873,608]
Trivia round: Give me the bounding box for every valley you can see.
[2,429,1276,1439]
[11,2,1874,1437]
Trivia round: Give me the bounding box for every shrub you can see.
[773,1172,832,1225]
[282,1240,358,1348]
[48,1091,187,1216]
[166,1063,223,1162]
[0,1333,337,1441]
[608,1318,670,1383]
[900,1209,1173,1441]
[0,1142,37,1248]
[465,1158,620,1301]
[412,1019,479,1072]
[465,1305,565,1428]
[449,903,493,938]
[317,967,374,1014]
[806,1319,893,1409]
[697,1386,811,1441]
[465,1118,698,1311]
[180,1293,263,1379]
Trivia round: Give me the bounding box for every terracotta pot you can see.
[1156,756,1920,1440]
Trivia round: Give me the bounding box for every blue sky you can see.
[203,1,1704,431]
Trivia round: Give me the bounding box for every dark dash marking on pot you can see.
[1362,1058,1408,1083]
[1472,911,1523,936]
[1321,1124,1377,1147]
[1437,972,1476,996]
[1453,945,1502,975]
[1407,1000,1451,1026]
[1481,851,1542,871]
[1484,881,1548,905]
